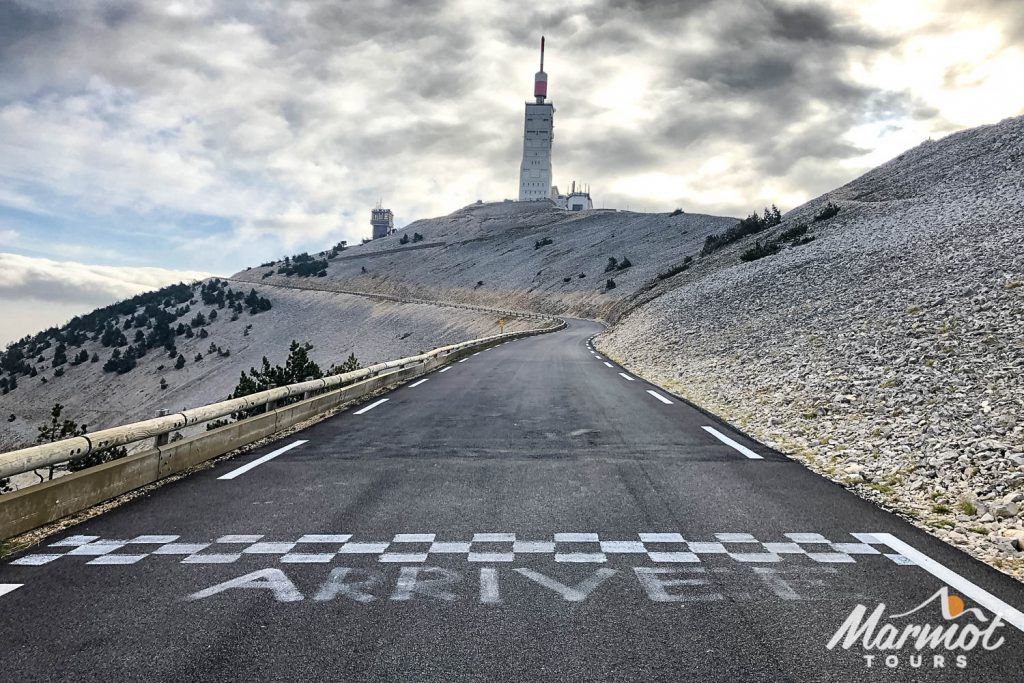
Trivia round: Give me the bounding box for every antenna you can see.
[540,36,545,71]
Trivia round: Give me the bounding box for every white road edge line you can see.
[866,532,1024,633]
[701,426,763,459]
[218,440,308,480]
[439,367,452,373]
[354,398,389,415]
[409,378,430,388]
[618,372,635,381]
[646,390,674,405]
[0,584,23,598]
[603,361,614,368]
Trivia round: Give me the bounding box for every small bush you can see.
[534,237,553,250]
[604,257,618,272]
[740,241,781,262]
[412,232,424,242]
[779,224,808,242]
[617,257,632,270]
[605,278,616,290]
[563,277,572,283]
[399,234,410,245]
[669,208,684,216]
[657,255,694,280]
[814,202,840,222]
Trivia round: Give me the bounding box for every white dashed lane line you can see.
[408,378,430,388]
[457,359,469,363]
[603,362,614,368]
[438,367,452,373]
[618,373,635,381]
[354,398,390,415]
[702,426,763,460]
[218,440,309,480]
[0,584,23,599]
[646,390,674,405]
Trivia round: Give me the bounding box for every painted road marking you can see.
[354,398,389,415]
[603,362,614,368]
[473,352,480,356]
[702,426,763,459]
[595,356,603,360]
[863,532,1024,633]
[646,390,674,405]
[217,440,308,480]
[618,373,635,381]
[15,531,911,568]
[439,367,451,373]
[408,378,429,388]
[457,359,468,363]
[0,584,23,598]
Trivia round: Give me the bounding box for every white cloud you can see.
[0,251,211,344]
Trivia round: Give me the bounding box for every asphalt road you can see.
[1,319,1022,682]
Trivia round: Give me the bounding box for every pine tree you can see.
[175,354,186,369]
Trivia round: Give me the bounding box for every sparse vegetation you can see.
[412,232,424,243]
[534,237,553,250]
[701,205,782,256]
[740,241,782,262]
[605,257,618,272]
[605,278,616,290]
[814,202,841,222]
[657,255,694,280]
[669,208,684,216]
[276,253,327,277]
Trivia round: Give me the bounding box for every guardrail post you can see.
[154,410,170,448]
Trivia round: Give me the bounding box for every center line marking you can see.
[218,440,308,480]
[354,398,389,415]
[618,373,635,381]
[702,426,763,459]
[646,390,674,404]
[865,533,1024,633]
[0,584,23,598]
[603,361,613,368]
[409,378,429,388]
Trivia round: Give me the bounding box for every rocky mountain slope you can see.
[231,202,737,319]
[598,114,1024,578]
[0,281,536,458]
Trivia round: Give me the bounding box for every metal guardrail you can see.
[0,318,564,482]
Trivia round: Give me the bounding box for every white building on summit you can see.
[517,37,594,211]
[518,37,554,202]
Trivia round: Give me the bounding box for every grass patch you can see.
[958,500,978,516]
[931,503,952,514]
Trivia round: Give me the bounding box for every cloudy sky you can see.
[2,0,1023,344]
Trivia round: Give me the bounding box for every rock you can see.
[1001,491,1023,505]
[991,503,1020,519]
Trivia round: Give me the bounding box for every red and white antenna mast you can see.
[534,36,548,103]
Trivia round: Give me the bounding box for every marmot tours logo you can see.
[827,587,1006,670]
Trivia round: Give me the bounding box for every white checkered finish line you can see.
[10,532,916,567]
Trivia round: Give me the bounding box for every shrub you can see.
[605,257,618,272]
[740,241,781,262]
[400,234,410,245]
[779,224,808,242]
[657,255,694,280]
[814,202,840,222]
[669,208,684,216]
[701,205,782,256]
[563,277,572,283]
[160,377,168,390]
[605,278,616,290]
[534,237,553,250]
[175,354,186,369]
[412,232,424,242]
[616,257,632,270]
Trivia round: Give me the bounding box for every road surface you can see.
[1,319,1022,681]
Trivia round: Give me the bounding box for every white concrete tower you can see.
[518,36,554,201]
